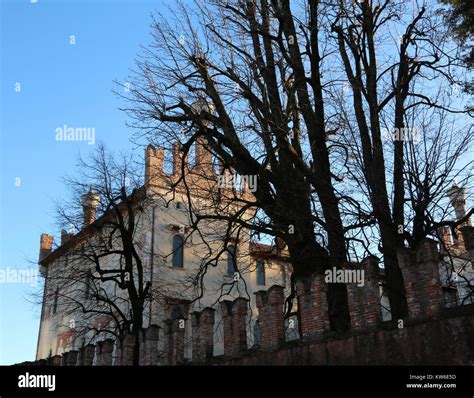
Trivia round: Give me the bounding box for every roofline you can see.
[40,187,147,266]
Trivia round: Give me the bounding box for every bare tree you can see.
[440,0,474,67]
[331,0,472,318]
[121,0,357,331]
[118,0,472,328]
[42,144,153,365]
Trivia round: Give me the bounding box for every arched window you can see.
[256,260,265,286]
[172,235,184,268]
[227,245,236,276]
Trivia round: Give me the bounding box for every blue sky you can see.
[0,0,164,365]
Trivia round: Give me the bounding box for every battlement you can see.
[144,143,255,202]
[31,238,473,366]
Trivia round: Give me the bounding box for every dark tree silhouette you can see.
[119,0,472,327]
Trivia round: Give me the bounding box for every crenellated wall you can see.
[22,238,474,366]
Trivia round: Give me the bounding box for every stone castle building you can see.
[36,142,294,363]
[34,143,473,365]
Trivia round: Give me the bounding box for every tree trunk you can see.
[378,222,409,320]
[132,307,143,366]
[287,223,350,333]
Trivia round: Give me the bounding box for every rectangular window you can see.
[227,245,236,277]
[53,288,59,314]
[173,235,184,268]
[256,260,265,285]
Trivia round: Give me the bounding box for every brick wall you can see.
[295,274,330,338]
[255,285,285,350]
[165,318,186,365]
[191,308,215,362]
[220,298,249,357]
[140,325,160,366]
[32,306,474,366]
[24,238,474,366]
[398,239,444,319]
[204,306,474,365]
[96,339,114,366]
[345,257,383,329]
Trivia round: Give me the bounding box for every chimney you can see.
[145,144,164,185]
[447,182,468,221]
[39,233,54,262]
[81,185,100,226]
